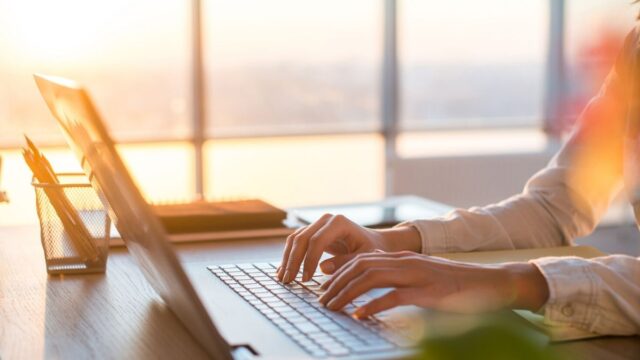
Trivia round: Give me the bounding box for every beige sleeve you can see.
[399,42,629,255]
[531,255,640,335]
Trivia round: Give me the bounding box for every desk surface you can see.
[1,225,638,359]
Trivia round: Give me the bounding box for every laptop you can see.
[34,74,417,359]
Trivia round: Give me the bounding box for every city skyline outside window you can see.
[204,0,381,137]
[1,1,637,145]
[0,0,190,145]
[0,1,637,226]
[400,0,546,130]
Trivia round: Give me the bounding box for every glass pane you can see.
[397,129,548,158]
[0,143,194,226]
[203,0,381,136]
[400,1,546,130]
[205,135,384,207]
[564,0,637,122]
[0,0,190,146]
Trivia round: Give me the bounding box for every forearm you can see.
[502,262,549,311]
[402,195,569,255]
[400,50,630,255]
[377,226,422,253]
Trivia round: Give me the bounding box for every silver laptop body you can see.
[34,74,414,359]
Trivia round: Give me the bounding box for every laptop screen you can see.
[33,74,231,359]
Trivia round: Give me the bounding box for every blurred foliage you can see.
[414,314,564,360]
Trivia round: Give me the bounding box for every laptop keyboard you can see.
[208,262,411,358]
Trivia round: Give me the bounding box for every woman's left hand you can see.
[317,251,549,318]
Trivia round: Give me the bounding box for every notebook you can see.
[109,199,291,246]
[153,199,287,234]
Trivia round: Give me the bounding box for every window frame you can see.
[190,0,566,197]
[1,0,567,200]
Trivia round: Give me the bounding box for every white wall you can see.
[392,150,635,226]
[392,151,554,208]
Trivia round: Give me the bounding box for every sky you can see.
[0,0,636,69]
[0,0,187,68]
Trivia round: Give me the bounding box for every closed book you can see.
[152,199,287,234]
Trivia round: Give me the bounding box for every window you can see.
[204,135,384,207]
[203,0,381,136]
[563,0,637,126]
[0,143,196,226]
[0,0,190,145]
[2,1,639,226]
[201,0,385,206]
[399,0,547,131]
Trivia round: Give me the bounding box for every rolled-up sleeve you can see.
[401,33,630,255]
[401,28,639,256]
[396,29,640,335]
[531,255,640,335]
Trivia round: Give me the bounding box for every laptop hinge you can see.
[231,344,259,359]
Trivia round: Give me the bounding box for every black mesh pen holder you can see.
[33,173,110,274]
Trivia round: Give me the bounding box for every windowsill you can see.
[397,128,561,158]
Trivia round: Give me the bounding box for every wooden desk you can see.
[1,225,638,359]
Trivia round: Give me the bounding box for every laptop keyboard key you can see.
[208,264,406,358]
[294,322,321,334]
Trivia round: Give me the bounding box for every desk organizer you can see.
[32,173,110,274]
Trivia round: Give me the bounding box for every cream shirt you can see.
[405,29,640,336]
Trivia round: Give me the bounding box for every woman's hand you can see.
[317,251,549,318]
[277,214,421,283]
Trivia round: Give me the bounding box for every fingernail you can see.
[320,281,330,290]
[283,270,292,283]
[327,299,337,310]
[353,307,366,319]
[318,295,326,304]
[320,262,335,274]
[302,271,310,282]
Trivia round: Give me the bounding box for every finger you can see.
[319,253,358,274]
[321,254,383,290]
[324,269,403,311]
[278,226,306,280]
[302,215,349,281]
[320,248,387,275]
[283,214,332,283]
[325,238,349,255]
[330,251,413,279]
[319,257,405,304]
[279,226,307,279]
[353,288,419,319]
[321,251,412,290]
[321,254,391,290]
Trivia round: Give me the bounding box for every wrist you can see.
[502,262,550,311]
[376,226,422,253]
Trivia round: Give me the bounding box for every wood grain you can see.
[0,224,638,359]
[0,225,208,359]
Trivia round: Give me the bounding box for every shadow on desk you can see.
[41,249,210,359]
[554,336,640,360]
[2,224,638,360]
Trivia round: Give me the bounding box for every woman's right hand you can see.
[277,214,421,283]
